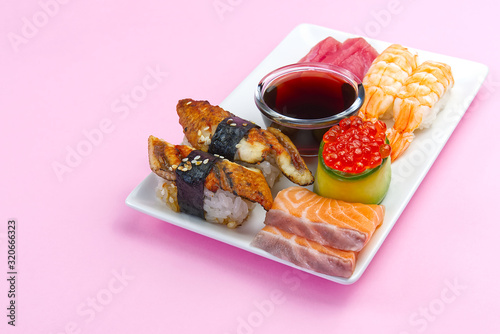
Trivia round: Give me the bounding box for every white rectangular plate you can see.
[126,24,488,284]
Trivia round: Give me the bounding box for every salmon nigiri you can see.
[262,187,385,252]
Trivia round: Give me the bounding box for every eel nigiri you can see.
[386,61,454,161]
[177,99,314,186]
[259,187,384,252]
[148,135,273,228]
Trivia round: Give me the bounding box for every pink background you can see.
[1,0,499,333]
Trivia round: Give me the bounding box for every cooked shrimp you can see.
[358,44,418,122]
[386,61,454,161]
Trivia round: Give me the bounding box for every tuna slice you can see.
[261,187,384,252]
[299,36,342,63]
[251,225,356,278]
[300,36,379,81]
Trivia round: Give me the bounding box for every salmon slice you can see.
[251,226,356,278]
[264,187,384,251]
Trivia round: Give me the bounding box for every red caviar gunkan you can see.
[322,116,391,173]
[313,116,392,204]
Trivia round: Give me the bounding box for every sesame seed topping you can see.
[204,126,209,131]
[242,123,248,126]
[194,155,201,160]
[182,158,188,162]
[169,197,174,203]
[203,158,209,164]
[186,101,192,105]
[229,123,236,127]
[235,143,241,148]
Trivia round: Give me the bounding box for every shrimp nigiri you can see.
[358,44,418,122]
[386,61,454,161]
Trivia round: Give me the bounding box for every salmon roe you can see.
[322,116,391,173]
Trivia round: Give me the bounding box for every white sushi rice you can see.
[203,188,254,228]
[181,125,213,150]
[180,135,192,146]
[156,178,180,213]
[380,83,453,129]
[418,89,453,129]
[155,176,253,228]
[241,158,281,188]
[257,160,281,187]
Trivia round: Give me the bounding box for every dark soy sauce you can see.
[263,71,356,119]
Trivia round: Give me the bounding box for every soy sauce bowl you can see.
[255,63,365,157]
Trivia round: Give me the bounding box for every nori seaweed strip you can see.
[175,150,219,219]
[208,115,259,160]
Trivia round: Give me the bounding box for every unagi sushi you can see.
[251,225,356,278]
[148,135,273,228]
[177,99,314,186]
[259,187,384,252]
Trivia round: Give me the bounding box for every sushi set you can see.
[126,24,488,284]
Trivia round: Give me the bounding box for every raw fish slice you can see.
[329,38,379,80]
[251,225,356,278]
[299,36,342,62]
[337,44,381,82]
[326,38,367,64]
[300,37,379,81]
[264,187,384,251]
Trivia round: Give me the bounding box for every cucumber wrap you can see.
[313,141,391,205]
